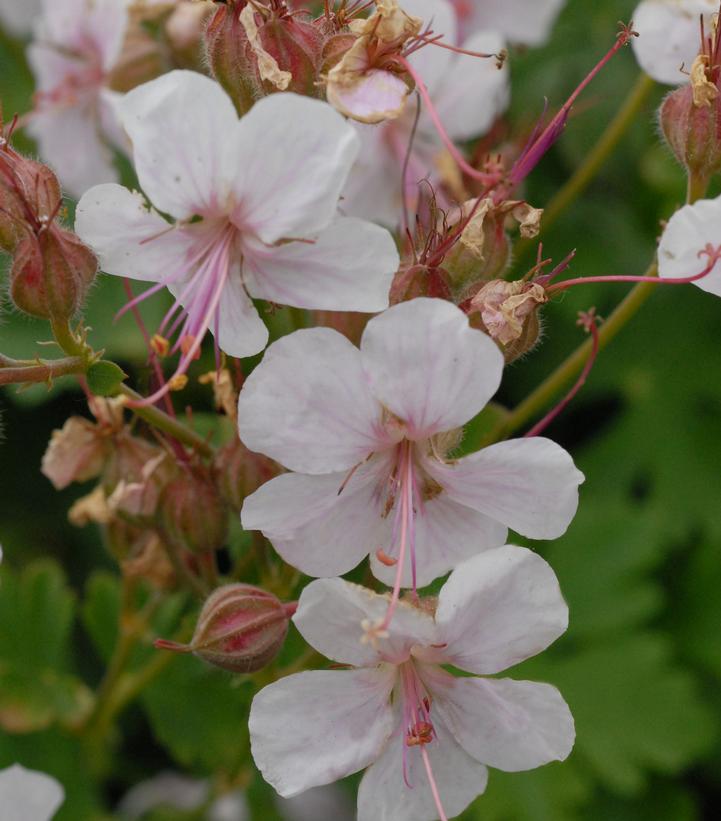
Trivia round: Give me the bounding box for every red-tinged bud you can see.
[660,82,721,186]
[205,1,259,115]
[158,465,228,554]
[309,310,369,345]
[155,583,295,674]
[10,227,97,321]
[213,438,280,513]
[390,264,452,305]
[319,32,355,75]
[256,14,324,97]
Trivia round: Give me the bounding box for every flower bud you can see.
[158,466,228,554]
[659,81,721,184]
[389,263,452,305]
[255,12,323,98]
[469,279,547,363]
[214,438,279,512]
[205,1,260,114]
[155,584,295,674]
[10,226,97,321]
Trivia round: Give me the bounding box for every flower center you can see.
[120,219,239,407]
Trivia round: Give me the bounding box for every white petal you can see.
[241,469,390,578]
[435,546,569,675]
[403,0,459,98]
[340,123,406,228]
[0,764,64,821]
[0,0,39,35]
[433,437,584,540]
[249,668,396,797]
[120,70,240,219]
[210,273,269,358]
[434,31,510,141]
[76,184,193,283]
[294,578,437,667]
[360,298,504,439]
[27,104,118,198]
[426,667,575,771]
[357,716,488,821]
[454,0,566,46]
[237,328,386,474]
[370,493,507,588]
[658,195,721,296]
[632,0,716,85]
[241,217,398,312]
[230,94,359,244]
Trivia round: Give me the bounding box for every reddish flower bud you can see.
[155,583,295,674]
[389,263,452,305]
[10,226,97,321]
[158,466,228,554]
[660,82,721,185]
[205,1,260,114]
[256,14,323,97]
[214,438,280,513]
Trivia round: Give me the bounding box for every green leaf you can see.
[0,561,91,732]
[141,654,254,774]
[86,360,127,397]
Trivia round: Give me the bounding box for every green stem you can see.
[50,317,88,358]
[515,73,656,259]
[120,385,214,458]
[498,264,658,439]
[0,355,85,386]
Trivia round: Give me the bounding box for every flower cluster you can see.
[3,0,721,818]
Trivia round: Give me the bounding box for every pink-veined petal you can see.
[27,103,118,198]
[370,492,507,588]
[0,764,65,821]
[230,93,359,244]
[658,195,721,296]
[294,578,437,667]
[632,0,716,85]
[120,70,240,219]
[425,666,575,771]
[404,0,458,98]
[241,468,391,578]
[435,546,569,675]
[249,668,396,798]
[357,712,488,821]
[453,0,565,46]
[360,298,504,439]
[206,272,269,359]
[434,30,510,141]
[76,184,194,283]
[237,328,387,474]
[432,437,584,540]
[241,217,398,312]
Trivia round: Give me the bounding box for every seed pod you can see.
[158,466,228,554]
[214,438,279,513]
[155,583,295,674]
[205,1,259,114]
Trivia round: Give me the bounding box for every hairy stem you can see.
[0,355,85,385]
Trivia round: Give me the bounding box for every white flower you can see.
[239,298,584,592]
[341,0,509,227]
[0,764,64,821]
[0,0,41,36]
[249,546,575,821]
[657,194,721,294]
[76,71,399,399]
[451,0,566,46]
[27,0,131,197]
[632,0,717,85]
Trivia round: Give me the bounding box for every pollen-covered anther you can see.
[406,721,435,746]
[150,334,170,357]
[167,374,189,392]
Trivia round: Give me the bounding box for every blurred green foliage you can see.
[1,0,721,819]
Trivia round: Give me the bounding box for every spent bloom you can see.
[632,0,718,84]
[250,546,575,821]
[27,0,132,197]
[76,70,399,403]
[341,0,509,227]
[657,194,721,294]
[239,298,583,609]
[0,764,65,821]
[451,0,566,47]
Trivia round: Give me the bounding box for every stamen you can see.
[420,746,449,821]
